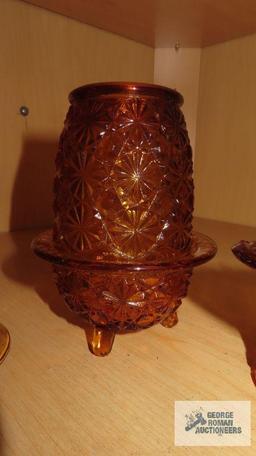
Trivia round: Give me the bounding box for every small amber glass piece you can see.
[0,323,10,364]
[86,326,115,357]
[161,311,178,328]
[232,240,256,268]
[161,299,181,328]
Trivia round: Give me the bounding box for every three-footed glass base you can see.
[32,230,217,356]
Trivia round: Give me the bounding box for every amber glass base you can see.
[0,323,10,364]
[32,230,216,356]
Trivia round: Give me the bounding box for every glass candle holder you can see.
[32,82,217,356]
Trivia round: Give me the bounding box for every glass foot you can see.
[85,325,115,357]
[161,311,178,328]
[0,323,10,364]
[250,368,256,386]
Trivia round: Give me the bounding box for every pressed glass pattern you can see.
[53,83,193,261]
[32,82,217,356]
[232,240,256,269]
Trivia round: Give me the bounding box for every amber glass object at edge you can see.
[232,240,256,385]
[0,323,10,364]
[32,82,217,356]
[232,240,256,269]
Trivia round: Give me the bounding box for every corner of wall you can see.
[153,46,202,153]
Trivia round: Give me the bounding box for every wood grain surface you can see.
[24,0,256,48]
[0,217,256,455]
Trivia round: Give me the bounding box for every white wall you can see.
[154,47,201,153]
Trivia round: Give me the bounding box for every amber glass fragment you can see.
[0,323,10,364]
[232,240,256,269]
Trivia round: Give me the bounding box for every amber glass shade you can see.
[53,82,193,261]
[32,82,217,356]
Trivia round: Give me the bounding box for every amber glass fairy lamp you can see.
[0,323,10,364]
[32,82,217,356]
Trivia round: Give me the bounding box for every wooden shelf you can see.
[0,217,256,454]
[24,0,256,47]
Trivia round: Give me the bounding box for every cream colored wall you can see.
[154,47,201,152]
[195,34,256,226]
[0,0,154,232]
